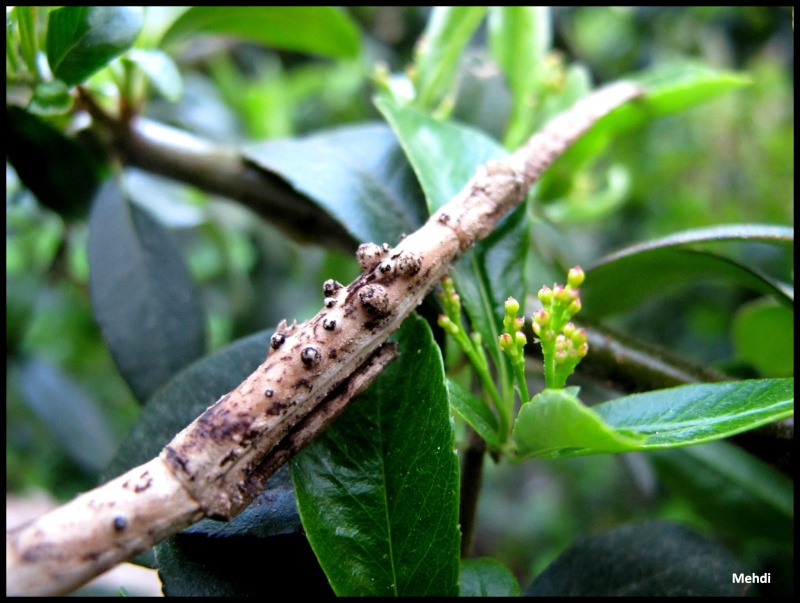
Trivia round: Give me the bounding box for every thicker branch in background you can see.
[7,82,644,596]
[79,90,357,253]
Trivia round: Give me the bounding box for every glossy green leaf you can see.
[18,357,115,473]
[514,379,793,459]
[595,378,794,448]
[488,7,551,148]
[88,179,206,404]
[123,48,183,102]
[413,7,487,110]
[583,225,794,317]
[292,315,460,596]
[732,299,794,377]
[460,558,522,597]
[447,377,502,450]
[46,6,143,86]
[6,105,101,218]
[244,123,427,246]
[376,96,529,397]
[528,521,741,596]
[161,7,359,59]
[514,388,645,459]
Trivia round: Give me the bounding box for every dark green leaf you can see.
[18,357,115,473]
[583,224,794,316]
[460,558,522,596]
[527,521,742,596]
[161,7,359,59]
[447,377,502,450]
[6,105,101,218]
[47,6,142,86]
[88,179,206,404]
[413,7,487,110]
[292,315,460,596]
[244,123,427,245]
[732,299,794,377]
[650,441,793,542]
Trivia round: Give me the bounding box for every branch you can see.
[6,82,643,596]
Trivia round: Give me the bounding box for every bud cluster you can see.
[499,296,530,403]
[533,266,589,389]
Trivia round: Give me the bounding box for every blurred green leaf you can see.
[292,315,460,596]
[6,105,101,218]
[46,6,143,86]
[123,48,183,102]
[460,557,522,596]
[18,356,115,472]
[583,224,794,317]
[161,7,360,59]
[87,179,206,404]
[244,123,427,246]
[28,79,73,115]
[515,379,793,459]
[413,6,487,111]
[528,521,741,596]
[732,299,794,377]
[488,6,551,148]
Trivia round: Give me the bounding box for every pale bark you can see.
[6,82,642,596]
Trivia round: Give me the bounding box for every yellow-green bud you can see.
[515,331,527,347]
[499,333,513,350]
[567,266,585,289]
[438,315,459,335]
[538,285,553,306]
[563,322,576,338]
[505,296,520,316]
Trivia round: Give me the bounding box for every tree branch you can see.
[6,82,643,596]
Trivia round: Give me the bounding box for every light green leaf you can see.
[161,7,359,59]
[413,7,487,110]
[124,48,183,102]
[460,558,522,596]
[292,315,460,596]
[732,299,794,377]
[28,79,73,115]
[47,6,143,86]
[514,379,793,459]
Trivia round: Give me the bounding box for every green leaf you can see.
[447,377,502,450]
[650,441,793,541]
[527,521,742,596]
[460,558,522,596]
[87,179,206,404]
[595,378,794,448]
[244,123,427,246]
[514,388,645,459]
[6,105,101,218]
[46,6,143,86]
[376,96,529,398]
[123,48,183,102]
[488,7,552,148]
[583,224,794,317]
[413,7,487,110]
[18,357,115,473]
[514,379,793,459]
[732,299,794,377]
[161,7,359,59]
[292,315,460,596]
[542,64,751,181]
[28,79,74,115]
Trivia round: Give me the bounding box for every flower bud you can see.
[571,328,587,347]
[563,322,576,338]
[533,309,550,326]
[567,266,585,289]
[538,285,553,306]
[514,317,525,330]
[438,315,458,335]
[577,343,589,358]
[515,331,527,347]
[505,296,520,316]
[566,299,582,316]
[499,333,513,350]
[552,285,566,302]
[555,348,569,364]
[532,322,542,336]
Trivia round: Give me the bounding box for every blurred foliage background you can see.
[6,6,793,594]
